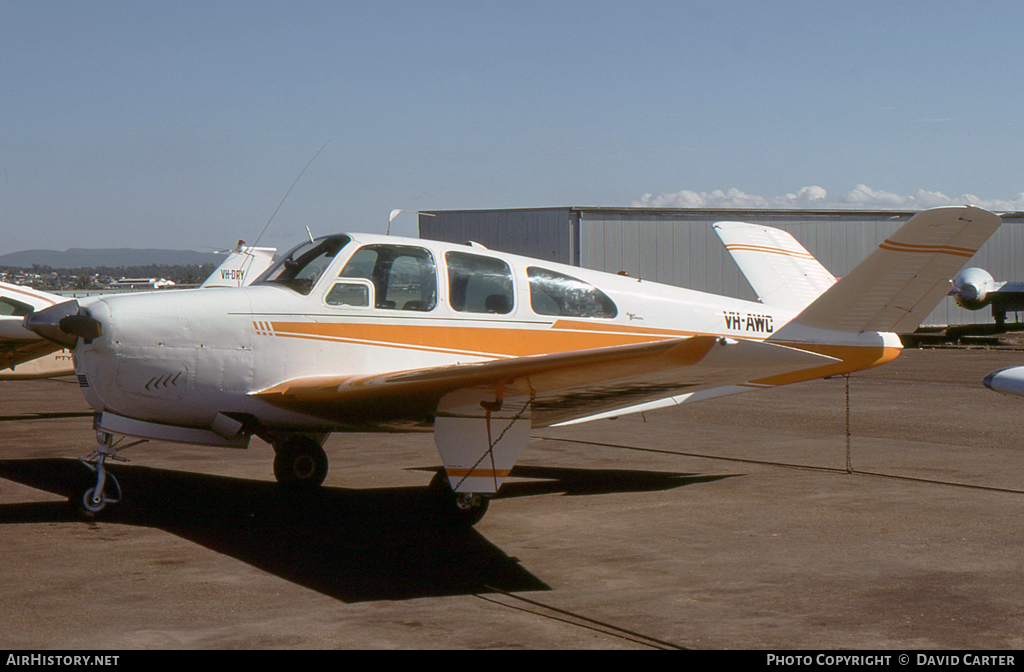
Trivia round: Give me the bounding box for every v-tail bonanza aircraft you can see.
[0,242,275,381]
[17,205,1002,524]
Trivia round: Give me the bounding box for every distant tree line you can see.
[1,263,218,290]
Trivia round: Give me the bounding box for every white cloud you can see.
[632,184,1024,212]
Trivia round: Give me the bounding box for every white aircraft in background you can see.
[983,366,1024,397]
[0,282,71,379]
[0,241,276,380]
[196,240,277,290]
[947,267,1024,399]
[949,266,1024,327]
[19,206,1002,523]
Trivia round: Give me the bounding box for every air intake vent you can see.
[77,374,90,388]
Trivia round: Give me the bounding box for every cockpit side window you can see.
[254,235,351,295]
[445,251,514,315]
[324,281,371,307]
[527,267,618,319]
[339,244,437,311]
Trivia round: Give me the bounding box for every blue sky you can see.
[2,0,1024,254]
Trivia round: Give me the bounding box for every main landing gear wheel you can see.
[273,437,329,491]
[429,471,490,527]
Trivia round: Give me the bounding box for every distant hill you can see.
[0,248,223,268]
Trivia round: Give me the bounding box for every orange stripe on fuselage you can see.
[257,319,901,383]
[264,320,676,358]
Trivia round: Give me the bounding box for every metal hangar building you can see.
[418,207,1024,330]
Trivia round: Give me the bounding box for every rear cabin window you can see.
[445,251,514,315]
[339,244,437,311]
[527,267,618,319]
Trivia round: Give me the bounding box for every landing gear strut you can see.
[429,471,490,526]
[75,432,141,517]
[272,436,329,491]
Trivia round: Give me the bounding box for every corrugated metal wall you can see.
[578,210,913,304]
[421,207,1024,328]
[419,208,574,264]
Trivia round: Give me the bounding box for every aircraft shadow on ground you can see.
[0,458,730,603]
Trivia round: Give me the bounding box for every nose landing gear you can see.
[75,432,143,517]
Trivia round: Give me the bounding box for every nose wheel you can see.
[80,480,121,516]
[74,432,141,517]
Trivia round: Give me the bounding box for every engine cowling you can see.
[950,267,996,310]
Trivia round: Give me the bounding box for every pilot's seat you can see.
[484,294,511,314]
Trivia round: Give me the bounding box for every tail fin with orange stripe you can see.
[714,221,837,311]
[790,205,1002,333]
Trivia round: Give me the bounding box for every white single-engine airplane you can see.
[18,206,1002,523]
[0,281,72,379]
[0,242,275,380]
[949,266,1024,327]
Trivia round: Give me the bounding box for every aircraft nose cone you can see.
[23,299,102,347]
[959,283,980,302]
[982,367,1024,397]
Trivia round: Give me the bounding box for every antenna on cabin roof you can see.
[387,209,435,236]
[251,140,331,249]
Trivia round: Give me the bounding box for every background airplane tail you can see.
[788,205,1002,334]
[200,242,277,288]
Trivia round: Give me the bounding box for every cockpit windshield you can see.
[254,235,351,295]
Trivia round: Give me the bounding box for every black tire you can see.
[429,471,489,526]
[273,437,329,491]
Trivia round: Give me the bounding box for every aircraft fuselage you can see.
[66,232,899,438]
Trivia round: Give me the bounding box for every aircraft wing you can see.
[988,282,1024,311]
[252,336,838,428]
[0,337,63,372]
